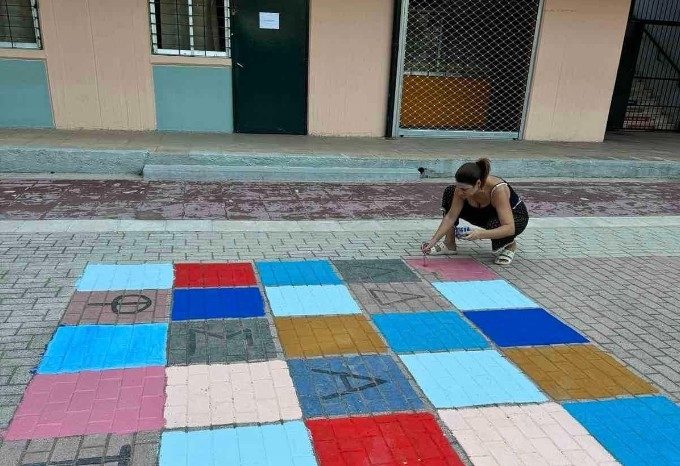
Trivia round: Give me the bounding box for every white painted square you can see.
[439,403,619,465]
[164,360,301,428]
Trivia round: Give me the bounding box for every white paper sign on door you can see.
[259,12,279,29]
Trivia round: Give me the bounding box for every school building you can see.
[0,0,678,142]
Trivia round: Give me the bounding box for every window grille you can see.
[0,0,41,49]
[149,0,230,57]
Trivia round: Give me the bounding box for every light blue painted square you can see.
[564,396,680,466]
[372,311,489,353]
[433,280,538,311]
[0,59,53,128]
[38,324,167,374]
[256,260,341,286]
[153,65,233,132]
[265,285,361,316]
[400,350,547,408]
[159,421,318,466]
[76,264,174,291]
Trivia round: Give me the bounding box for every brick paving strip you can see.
[1,179,680,220]
[0,218,679,464]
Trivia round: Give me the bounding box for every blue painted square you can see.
[76,264,174,291]
[288,355,423,417]
[564,396,680,466]
[372,311,489,353]
[171,287,264,321]
[160,421,317,466]
[433,280,538,311]
[256,260,341,286]
[400,350,547,408]
[265,285,360,316]
[38,324,167,374]
[464,308,589,347]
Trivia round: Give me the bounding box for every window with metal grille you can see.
[149,0,230,57]
[0,0,41,49]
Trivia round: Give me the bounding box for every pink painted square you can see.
[4,367,165,440]
[406,257,498,281]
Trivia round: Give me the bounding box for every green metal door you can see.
[231,0,308,134]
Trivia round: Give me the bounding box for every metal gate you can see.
[608,1,680,132]
[391,0,542,138]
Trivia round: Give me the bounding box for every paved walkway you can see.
[2,179,680,220]
[2,129,679,161]
[0,213,679,465]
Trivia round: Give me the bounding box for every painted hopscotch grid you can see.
[6,256,680,466]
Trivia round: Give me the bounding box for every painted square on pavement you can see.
[159,421,317,466]
[256,260,341,286]
[167,318,278,365]
[406,257,499,281]
[5,367,165,440]
[331,259,419,283]
[464,308,589,347]
[171,287,265,320]
[76,264,173,291]
[400,350,547,408]
[264,285,361,316]
[564,396,680,466]
[307,413,464,465]
[288,355,423,417]
[174,262,257,288]
[38,324,167,374]
[434,280,538,311]
[372,311,488,353]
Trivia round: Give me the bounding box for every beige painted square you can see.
[440,403,618,465]
[164,360,301,428]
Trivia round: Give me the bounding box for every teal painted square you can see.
[153,65,233,132]
[564,396,680,466]
[265,285,361,316]
[0,59,53,128]
[433,280,538,311]
[372,312,488,353]
[159,421,318,466]
[76,264,174,291]
[400,350,547,408]
[38,323,167,373]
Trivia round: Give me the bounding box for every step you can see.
[143,164,420,182]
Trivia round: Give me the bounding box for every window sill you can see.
[0,47,46,59]
[150,54,232,67]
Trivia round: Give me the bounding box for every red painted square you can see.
[306,413,464,466]
[174,262,257,288]
[4,367,165,440]
[406,257,498,281]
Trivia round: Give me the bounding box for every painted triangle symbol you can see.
[368,288,424,305]
[312,369,387,400]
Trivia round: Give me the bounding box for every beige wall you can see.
[307,0,393,137]
[523,0,631,142]
[38,0,156,130]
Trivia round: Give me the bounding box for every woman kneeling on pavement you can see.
[421,158,529,265]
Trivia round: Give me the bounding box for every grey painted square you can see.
[0,432,159,466]
[332,259,419,283]
[349,282,453,314]
[167,318,277,365]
